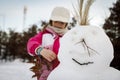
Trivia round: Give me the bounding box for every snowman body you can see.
[47,25,120,80]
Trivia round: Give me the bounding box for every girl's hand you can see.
[40,48,57,62]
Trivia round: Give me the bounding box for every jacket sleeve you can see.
[27,32,42,56]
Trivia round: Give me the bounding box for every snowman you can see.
[47,0,120,80]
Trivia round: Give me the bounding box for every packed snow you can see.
[48,25,120,80]
[0,59,36,80]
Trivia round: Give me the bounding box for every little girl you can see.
[27,7,70,80]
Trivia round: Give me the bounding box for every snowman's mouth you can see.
[72,58,93,65]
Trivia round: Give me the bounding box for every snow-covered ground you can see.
[0,59,37,80]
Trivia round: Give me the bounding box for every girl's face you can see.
[52,21,67,29]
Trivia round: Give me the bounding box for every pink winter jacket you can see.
[27,27,61,69]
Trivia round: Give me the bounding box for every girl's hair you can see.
[41,20,51,32]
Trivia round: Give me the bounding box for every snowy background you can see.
[0,59,36,80]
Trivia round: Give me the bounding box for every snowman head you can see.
[58,25,114,69]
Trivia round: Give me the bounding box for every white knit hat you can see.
[50,7,70,23]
